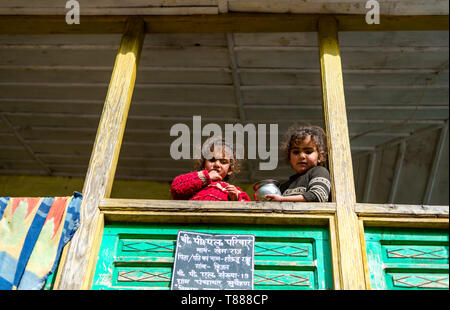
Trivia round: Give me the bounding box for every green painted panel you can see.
[92,223,333,290]
[384,244,448,260]
[120,237,176,256]
[115,266,173,289]
[254,269,315,289]
[364,227,449,290]
[389,272,449,289]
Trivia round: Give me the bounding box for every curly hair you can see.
[281,125,328,167]
[193,137,241,181]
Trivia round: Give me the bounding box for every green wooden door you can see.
[92,223,334,290]
[364,227,449,290]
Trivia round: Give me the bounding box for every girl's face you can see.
[289,135,322,175]
[204,149,232,180]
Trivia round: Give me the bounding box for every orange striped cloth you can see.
[0,192,81,289]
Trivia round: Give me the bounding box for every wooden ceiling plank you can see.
[0,0,218,5]
[0,7,219,15]
[0,33,122,45]
[241,69,448,87]
[0,0,448,16]
[0,69,113,84]
[235,49,448,69]
[139,46,230,67]
[0,14,448,35]
[227,0,449,16]
[5,66,444,78]
[241,87,448,105]
[135,69,232,84]
[245,106,448,122]
[142,33,227,47]
[234,30,449,47]
[0,48,117,67]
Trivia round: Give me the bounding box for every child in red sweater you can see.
[171,139,251,201]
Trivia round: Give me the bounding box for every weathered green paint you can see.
[364,227,449,290]
[43,266,56,290]
[92,223,333,290]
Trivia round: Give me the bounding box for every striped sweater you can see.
[280,166,331,202]
[171,170,251,201]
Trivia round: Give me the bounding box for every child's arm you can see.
[266,166,331,202]
[224,184,251,201]
[265,194,305,202]
[171,170,212,200]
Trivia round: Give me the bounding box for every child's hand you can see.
[265,194,284,202]
[225,185,240,201]
[208,170,223,182]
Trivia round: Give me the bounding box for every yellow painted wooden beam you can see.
[335,14,449,31]
[99,198,337,225]
[358,219,372,290]
[0,14,447,34]
[99,198,337,213]
[355,203,449,218]
[53,17,145,290]
[327,215,341,290]
[318,16,366,290]
[102,210,335,226]
[359,216,449,229]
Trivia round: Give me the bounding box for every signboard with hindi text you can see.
[171,231,255,290]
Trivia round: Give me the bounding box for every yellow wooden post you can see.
[318,16,366,289]
[53,17,145,290]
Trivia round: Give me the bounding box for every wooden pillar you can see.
[318,16,366,289]
[54,18,145,290]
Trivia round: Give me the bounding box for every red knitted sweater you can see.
[171,170,251,201]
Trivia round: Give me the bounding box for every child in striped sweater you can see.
[265,125,331,203]
[171,138,251,202]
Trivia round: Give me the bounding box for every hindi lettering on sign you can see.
[171,231,255,290]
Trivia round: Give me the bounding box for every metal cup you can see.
[253,179,281,201]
